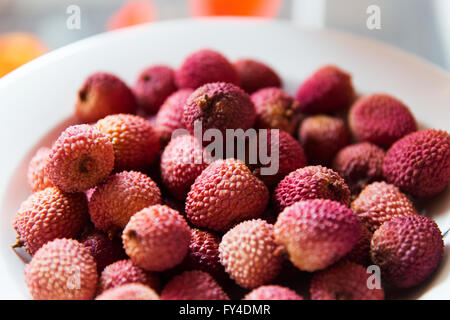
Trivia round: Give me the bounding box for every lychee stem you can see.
[11,237,24,249]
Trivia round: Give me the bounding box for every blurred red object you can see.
[107,0,157,31]
[189,0,282,17]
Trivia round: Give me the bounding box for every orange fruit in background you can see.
[189,0,283,17]
[0,32,47,77]
[107,0,157,31]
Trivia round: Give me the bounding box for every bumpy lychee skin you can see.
[351,181,417,233]
[14,187,88,255]
[175,49,239,89]
[332,142,385,194]
[75,72,137,123]
[160,135,211,200]
[80,229,127,273]
[371,215,444,288]
[96,114,160,171]
[382,129,450,198]
[161,270,229,300]
[133,65,176,114]
[89,171,161,234]
[252,130,307,188]
[234,59,282,94]
[182,82,256,138]
[251,87,300,135]
[345,224,373,266]
[186,158,269,232]
[25,239,98,300]
[122,205,191,271]
[96,283,159,300]
[27,147,53,192]
[219,219,283,289]
[273,166,351,212]
[349,94,417,148]
[244,285,304,300]
[155,89,194,144]
[310,260,384,300]
[46,124,115,193]
[295,65,355,114]
[299,115,350,165]
[274,199,360,272]
[98,259,160,293]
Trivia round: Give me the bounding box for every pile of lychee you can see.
[13,48,449,300]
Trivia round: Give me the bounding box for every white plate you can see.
[0,18,449,300]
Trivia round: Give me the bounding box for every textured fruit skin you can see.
[371,215,444,288]
[160,135,211,200]
[27,147,53,192]
[186,158,269,232]
[251,87,300,135]
[244,285,304,300]
[46,124,115,193]
[182,82,256,138]
[98,259,160,293]
[351,181,417,233]
[80,228,127,273]
[345,224,373,266]
[155,89,194,144]
[175,49,238,89]
[96,114,160,171]
[161,270,229,300]
[295,65,355,114]
[219,219,283,289]
[274,199,360,272]
[14,187,88,255]
[383,129,450,197]
[25,239,98,300]
[122,205,191,271]
[310,260,384,300]
[75,72,137,123]
[349,94,417,148]
[96,283,159,300]
[89,171,161,233]
[252,130,307,188]
[299,115,350,165]
[332,142,385,194]
[234,59,282,94]
[273,165,351,212]
[133,65,176,114]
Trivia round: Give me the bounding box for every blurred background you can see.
[0,0,449,77]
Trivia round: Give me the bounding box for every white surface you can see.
[0,18,449,299]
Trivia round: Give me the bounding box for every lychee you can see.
[161,270,229,300]
[96,283,159,300]
[24,239,98,300]
[96,114,160,171]
[185,158,269,232]
[234,58,282,94]
[382,129,450,197]
[351,181,417,232]
[332,142,385,194]
[274,199,360,272]
[27,147,53,192]
[133,65,176,114]
[345,224,373,266]
[175,49,238,89]
[295,65,355,114]
[371,215,444,288]
[122,205,191,271]
[75,72,137,123]
[14,187,88,255]
[219,219,283,289]
[273,165,351,212]
[251,87,300,135]
[46,124,115,193]
[244,285,304,300]
[310,260,384,300]
[299,115,350,165]
[89,171,161,234]
[349,94,417,148]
